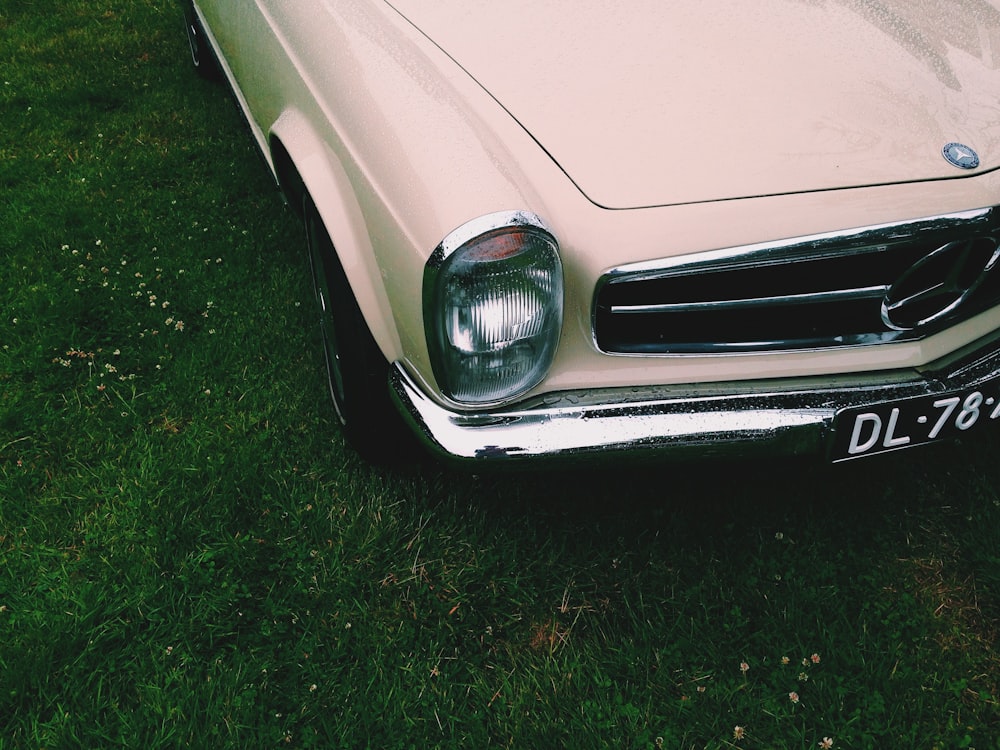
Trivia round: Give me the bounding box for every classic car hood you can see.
[388,0,1000,208]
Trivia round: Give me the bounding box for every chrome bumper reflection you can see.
[390,339,1000,465]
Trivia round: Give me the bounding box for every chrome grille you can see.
[594,208,1000,354]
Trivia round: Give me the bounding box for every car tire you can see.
[303,197,413,462]
[183,2,220,80]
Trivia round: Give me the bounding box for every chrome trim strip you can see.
[391,332,1000,465]
[610,285,889,314]
[601,207,994,283]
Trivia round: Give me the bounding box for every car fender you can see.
[269,107,402,362]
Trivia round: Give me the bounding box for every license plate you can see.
[830,378,1000,461]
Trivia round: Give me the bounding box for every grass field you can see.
[3,2,1000,748]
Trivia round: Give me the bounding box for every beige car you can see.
[184,0,1000,464]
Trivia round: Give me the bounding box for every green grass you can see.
[3,2,1000,748]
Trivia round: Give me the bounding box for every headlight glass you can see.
[424,212,563,405]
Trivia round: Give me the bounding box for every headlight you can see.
[424,211,563,405]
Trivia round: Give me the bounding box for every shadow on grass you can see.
[394,428,1000,540]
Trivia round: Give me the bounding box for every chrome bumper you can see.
[390,338,1000,465]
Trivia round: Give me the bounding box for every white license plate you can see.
[830,380,1000,460]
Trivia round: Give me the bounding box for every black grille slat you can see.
[600,297,885,353]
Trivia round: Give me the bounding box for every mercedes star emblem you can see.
[881,237,1000,331]
[942,142,980,170]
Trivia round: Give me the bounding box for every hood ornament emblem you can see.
[943,142,980,170]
